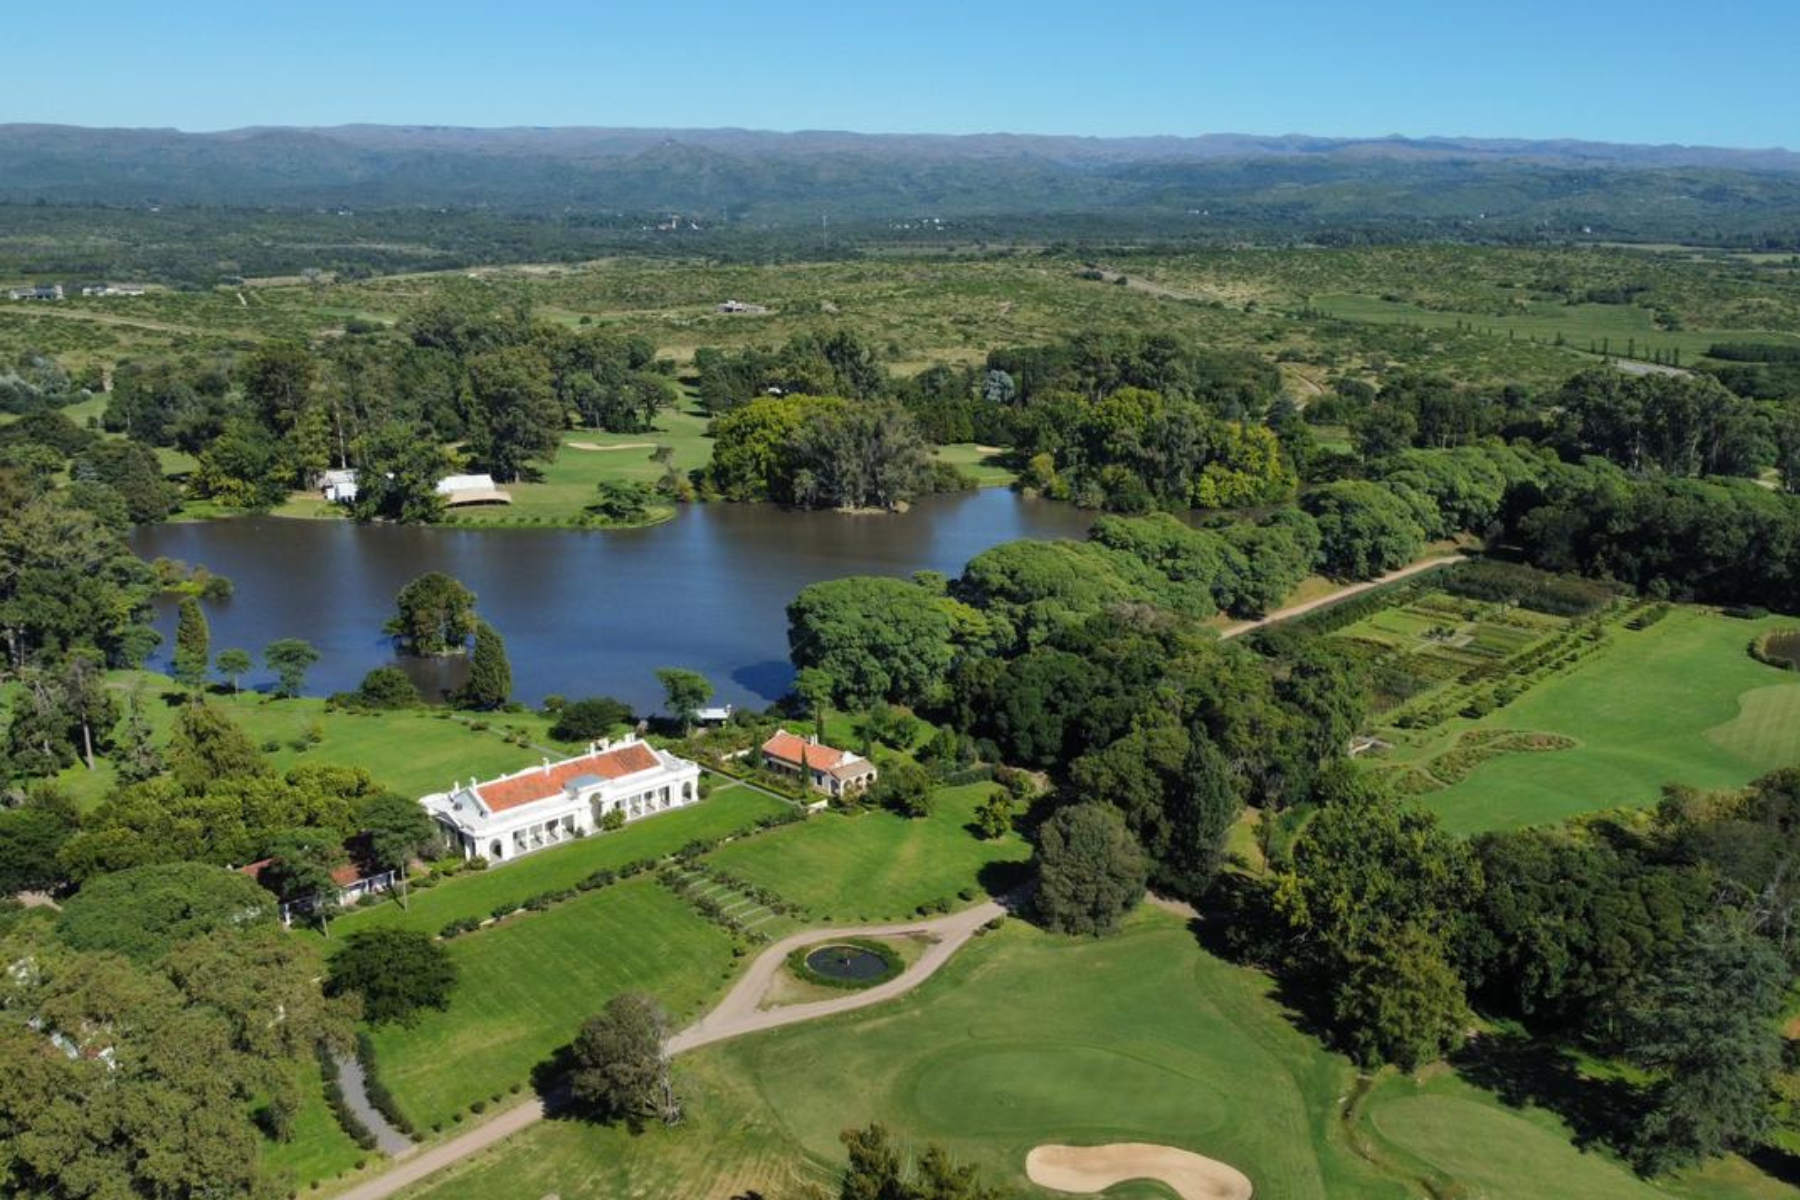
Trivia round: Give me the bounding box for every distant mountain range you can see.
[3,124,1798,242]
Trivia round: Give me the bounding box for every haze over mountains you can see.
[4,123,1799,243]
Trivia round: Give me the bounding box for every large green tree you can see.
[654,667,712,733]
[469,345,562,483]
[325,928,458,1025]
[56,862,277,962]
[568,991,679,1127]
[1033,802,1149,936]
[173,594,211,690]
[387,571,478,656]
[787,576,962,709]
[1625,916,1787,1174]
[455,620,512,710]
[263,637,320,698]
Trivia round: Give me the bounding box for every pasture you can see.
[400,908,1782,1200]
[368,876,737,1131]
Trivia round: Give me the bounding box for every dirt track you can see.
[1218,555,1463,639]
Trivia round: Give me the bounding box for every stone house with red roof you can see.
[760,728,878,798]
[420,735,701,864]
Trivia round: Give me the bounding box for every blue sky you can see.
[8,0,1796,149]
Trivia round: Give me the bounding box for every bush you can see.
[550,696,635,742]
[317,1044,379,1151]
[355,1033,417,1138]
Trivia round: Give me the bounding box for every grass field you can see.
[400,908,1786,1200]
[932,442,1017,487]
[1384,607,1800,834]
[369,876,738,1131]
[701,783,1031,921]
[327,783,789,937]
[43,677,571,808]
[259,1054,367,1190]
[1312,290,1800,369]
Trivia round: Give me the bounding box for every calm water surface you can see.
[129,491,1095,712]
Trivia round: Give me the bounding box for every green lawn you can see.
[328,783,788,937]
[702,783,1031,922]
[441,403,714,529]
[1358,1070,1794,1200]
[46,679,572,809]
[932,442,1017,487]
[1397,607,1800,834]
[402,908,1788,1200]
[369,877,738,1131]
[258,1053,367,1191]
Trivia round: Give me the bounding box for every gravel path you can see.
[330,902,1005,1200]
[333,1052,416,1158]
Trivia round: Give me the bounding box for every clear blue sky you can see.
[8,0,1796,149]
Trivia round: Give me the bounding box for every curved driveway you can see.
[332,901,1005,1200]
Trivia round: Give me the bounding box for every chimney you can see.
[541,757,551,774]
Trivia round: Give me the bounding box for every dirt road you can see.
[1218,556,1463,640]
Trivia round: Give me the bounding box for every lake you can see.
[129,490,1096,713]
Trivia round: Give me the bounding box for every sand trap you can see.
[1026,1143,1252,1200]
[568,441,657,452]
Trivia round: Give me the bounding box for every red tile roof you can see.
[761,729,859,773]
[238,858,367,889]
[476,742,661,813]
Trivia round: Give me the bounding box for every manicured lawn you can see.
[328,783,788,937]
[1359,1070,1793,1200]
[406,909,1790,1200]
[48,675,574,809]
[702,783,1031,921]
[442,403,714,529]
[258,1054,367,1190]
[932,442,1017,487]
[221,698,563,799]
[1401,607,1800,834]
[369,877,738,1131]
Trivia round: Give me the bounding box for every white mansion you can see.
[421,736,701,864]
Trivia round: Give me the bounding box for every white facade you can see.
[319,468,359,503]
[420,736,701,864]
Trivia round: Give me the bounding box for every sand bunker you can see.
[568,441,657,452]
[1026,1143,1252,1200]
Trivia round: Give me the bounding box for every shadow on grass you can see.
[1449,1029,1645,1154]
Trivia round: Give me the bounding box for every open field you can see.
[701,783,1031,921]
[42,677,573,809]
[1312,291,1800,368]
[398,908,1784,1200]
[22,243,1796,396]
[369,876,738,1131]
[1363,605,1800,833]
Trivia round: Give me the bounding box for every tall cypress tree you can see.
[456,620,512,710]
[173,596,210,690]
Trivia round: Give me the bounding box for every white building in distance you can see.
[421,736,701,864]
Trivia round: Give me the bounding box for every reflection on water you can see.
[129,491,1094,712]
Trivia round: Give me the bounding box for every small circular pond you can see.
[804,944,892,983]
